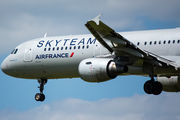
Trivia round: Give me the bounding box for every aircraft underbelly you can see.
[9,64,79,79]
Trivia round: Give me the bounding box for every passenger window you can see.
[82,46,85,49]
[163,41,166,44]
[69,47,72,50]
[154,41,157,45]
[78,46,80,49]
[44,48,46,51]
[149,41,152,45]
[74,46,76,49]
[61,47,63,50]
[159,41,161,44]
[48,48,51,51]
[137,42,140,46]
[65,47,67,50]
[144,42,147,45]
[173,40,175,43]
[57,47,59,50]
[52,47,55,51]
[168,40,171,44]
[178,40,180,43]
[87,45,89,49]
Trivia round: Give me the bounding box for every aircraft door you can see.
[24,41,35,62]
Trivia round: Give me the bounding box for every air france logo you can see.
[35,52,74,59]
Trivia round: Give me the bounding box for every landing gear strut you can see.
[35,79,47,102]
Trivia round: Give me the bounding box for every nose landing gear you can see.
[35,79,47,102]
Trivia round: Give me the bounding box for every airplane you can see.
[1,14,180,102]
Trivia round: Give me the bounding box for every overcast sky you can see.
[0,0,180,120]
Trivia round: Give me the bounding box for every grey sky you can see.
[0,0,180,54]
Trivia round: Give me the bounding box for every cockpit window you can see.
[14,49,18,54]
[11,49,15,54]
[11,49,18,54]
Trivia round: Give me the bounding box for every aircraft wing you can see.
[85,14,177,69]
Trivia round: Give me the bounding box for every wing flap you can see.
[144,50,177,68]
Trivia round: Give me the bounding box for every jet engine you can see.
[78,58,128,82]
[157,76,180,92]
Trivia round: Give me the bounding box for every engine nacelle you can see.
[157,76,180,92]
[78,58,128,82]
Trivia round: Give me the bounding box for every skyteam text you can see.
[37,38,96,48]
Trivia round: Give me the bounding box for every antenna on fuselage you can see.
[44,33,47,37]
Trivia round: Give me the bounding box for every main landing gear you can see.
[35,79,47,102]
[144,78,162,95]
[143,62,163,95]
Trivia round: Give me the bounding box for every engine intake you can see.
[78,58,128,82]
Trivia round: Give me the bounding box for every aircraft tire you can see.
[35,93,45,102]
[144,80,155,94]
[40,94,45,101]
[153,81,163,95]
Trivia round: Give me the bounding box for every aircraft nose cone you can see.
[1,56,20,78]
[1,59,8,74]
[1,56,13,76]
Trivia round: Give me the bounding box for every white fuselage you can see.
[2,28,180,79]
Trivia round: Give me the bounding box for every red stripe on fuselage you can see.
[70,52,74,57]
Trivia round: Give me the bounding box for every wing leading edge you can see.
[85,14,177,70]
